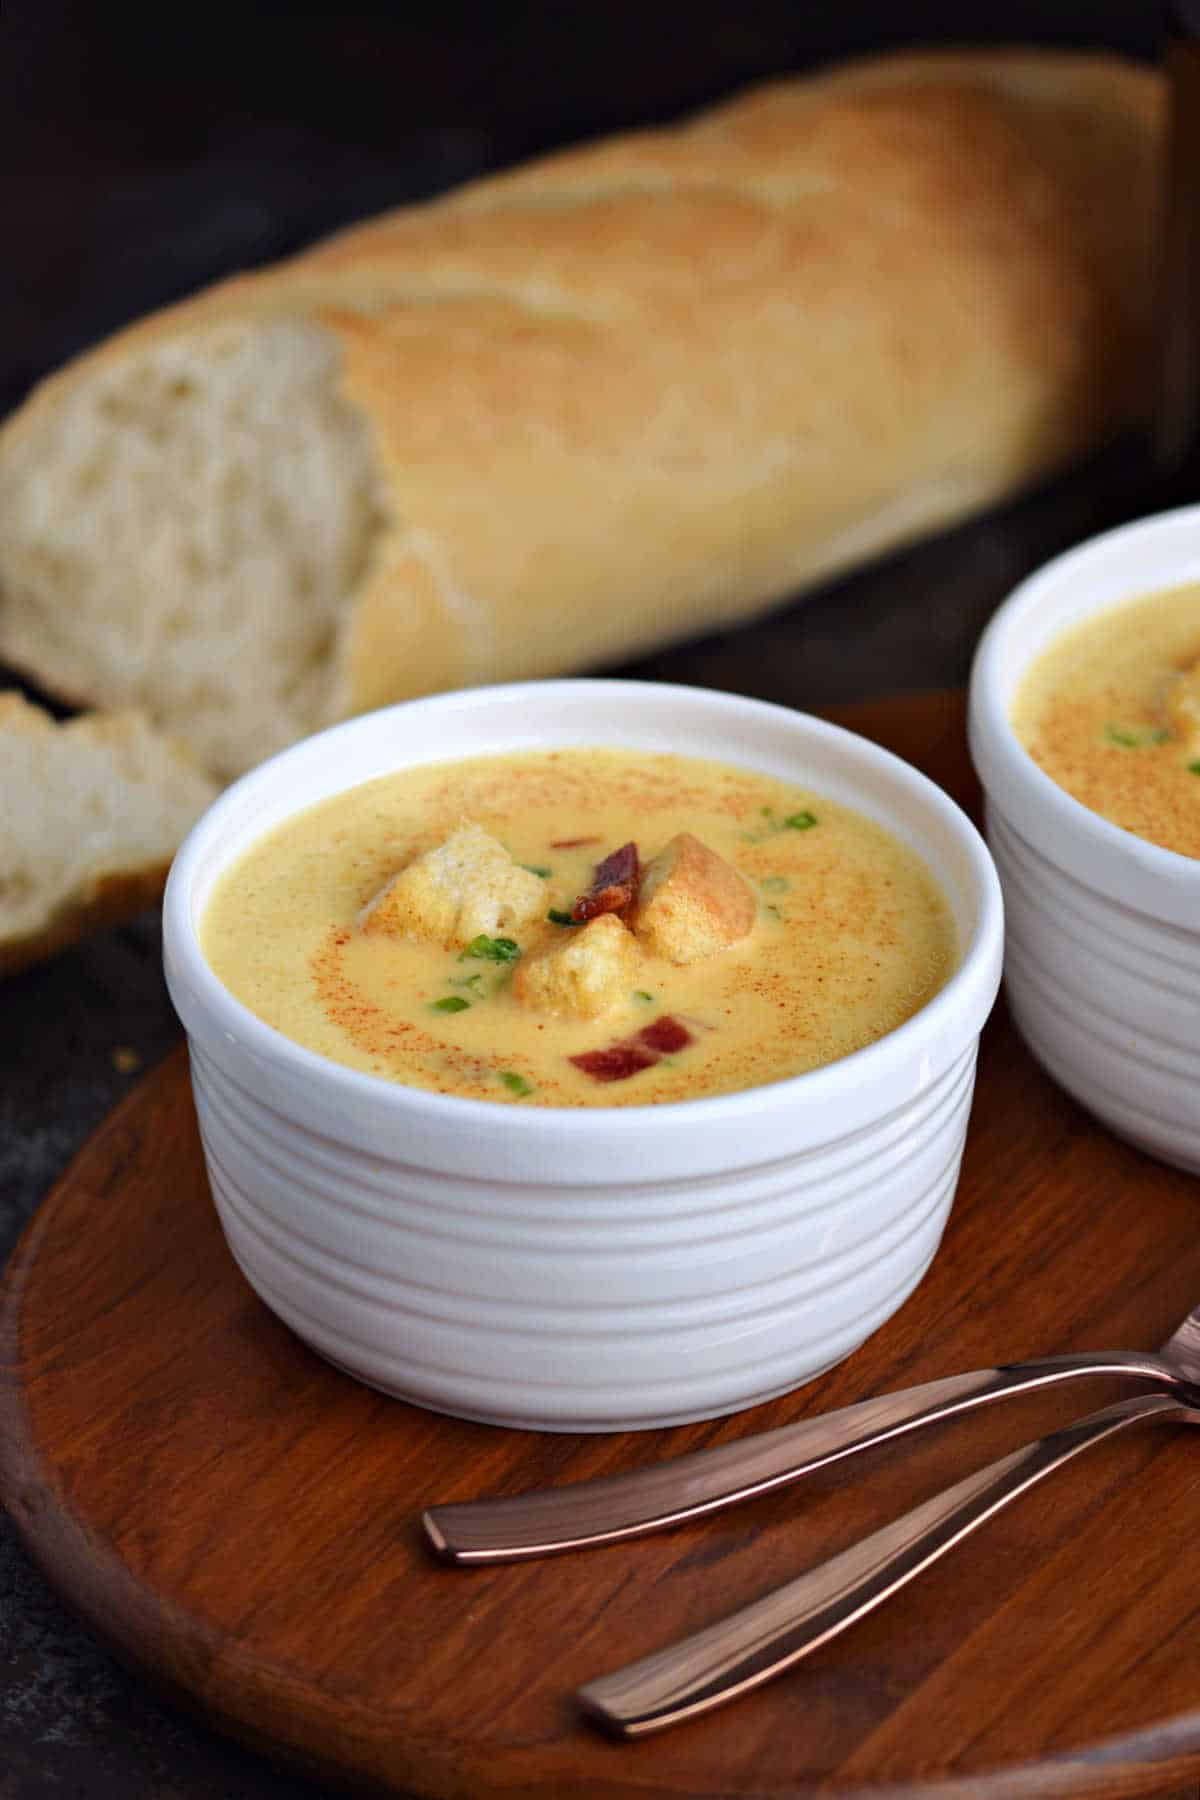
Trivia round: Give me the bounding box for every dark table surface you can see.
[2,3,1194,1796]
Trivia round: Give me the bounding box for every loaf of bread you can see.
[0,693,218,976]
[0,49,1162,782]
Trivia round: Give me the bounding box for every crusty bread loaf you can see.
[0,693,218,976]
[0,49,1162,780]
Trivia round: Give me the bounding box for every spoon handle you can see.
[578,1390,1188,1738]
[423,1351,1168,1563]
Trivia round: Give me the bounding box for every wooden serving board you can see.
[3,691,1200,1800]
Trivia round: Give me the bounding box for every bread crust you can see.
[0,50,1163,745]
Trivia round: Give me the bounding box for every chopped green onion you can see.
[499,1070,534,1097]
[633,990,654,1004]
[1189,760,1200,776]
[1105,723,1169,748]
[458,935,521,963]
[547,908,578,926]
[520,863,552,878]
[451,972,485,993]
[431,995,470,1013]
[743,806,818,840]
[760,874,790,892]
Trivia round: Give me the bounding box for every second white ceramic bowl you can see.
[164,680,1002,1431]
[969,504,1200,1175]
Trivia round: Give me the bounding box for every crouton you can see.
[632,832,756,963]
[512,913,643,1018]
[1166,658,1200,756]
[360,820,544,948]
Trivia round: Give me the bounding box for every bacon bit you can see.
[636,1015,693,1056]
[549,835,603,849]
[570,1013,695,1083]
[569,1043,658,1082]
[572,841,640,922]
[593,842,638,888]
[574,884,628,921]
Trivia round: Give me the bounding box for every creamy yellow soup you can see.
[1012,582,1200,859]
[201,748,957,1107]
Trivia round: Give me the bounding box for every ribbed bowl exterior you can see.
[189,1037,979,1430]
[986,804,1200,1175]
[969,504,1200,1179]
[164,678,1002,1432]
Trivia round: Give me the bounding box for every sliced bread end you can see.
[0,692,219,977]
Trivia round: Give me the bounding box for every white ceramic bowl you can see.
[969,503,1200,1176]
[164,679,1002,1432]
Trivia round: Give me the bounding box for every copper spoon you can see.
[424,1305,1200,1565]
[578,1386,1199,1737]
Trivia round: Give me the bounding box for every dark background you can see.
[0,4,1187,1797]
[1,0,1164,422]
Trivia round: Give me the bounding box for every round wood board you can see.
[3,691,1200,1800]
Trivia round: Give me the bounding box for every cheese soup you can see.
[201,748,957,1106]
[1012,582,1200,858]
